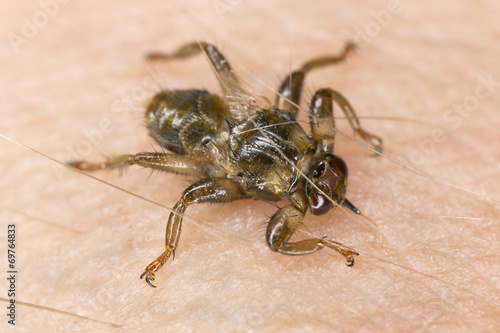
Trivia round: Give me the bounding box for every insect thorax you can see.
[209,108,312,200]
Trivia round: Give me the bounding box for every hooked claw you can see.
[345,251,359,267]
[140,247,173,288]
[140,270,157,288]
[323,239,359,267]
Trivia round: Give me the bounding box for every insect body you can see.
[69,41,382,287]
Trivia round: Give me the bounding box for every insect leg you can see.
[68,153,207,177]
[309,88,383,153]
[140,178,249,287]
[275,42,356,119]
[147,41,240,95]
[265,190,358,265]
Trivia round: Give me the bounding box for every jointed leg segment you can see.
[69,152,208,177]
[140,178,249,287]
[275,42,356,119]
[274,41,383,153]
[147,41,241,96]
[309,88,383,153]
[265,191,359,265]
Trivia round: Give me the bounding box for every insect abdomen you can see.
[146,89,230,156]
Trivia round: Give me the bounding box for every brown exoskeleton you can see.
[69,41,382,287]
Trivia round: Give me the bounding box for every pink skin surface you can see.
[1,1,500,331]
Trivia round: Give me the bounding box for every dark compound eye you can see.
[310,192,331,215]
[329,155,348,178]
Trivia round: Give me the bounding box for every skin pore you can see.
[1,0,500,331]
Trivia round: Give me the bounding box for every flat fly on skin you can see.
[68,41,383,287]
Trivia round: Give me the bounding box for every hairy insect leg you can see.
[265,190,358,265]
[309,88,383,153]
[147,41,240,95]
[275,42,356,119]
[68,152,207,177]
[140,178,249,287]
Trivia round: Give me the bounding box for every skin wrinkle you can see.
[1,0,500,331]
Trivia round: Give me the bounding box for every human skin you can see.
[1,0,500,332]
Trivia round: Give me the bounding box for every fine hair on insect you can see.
[66,40,386,287]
